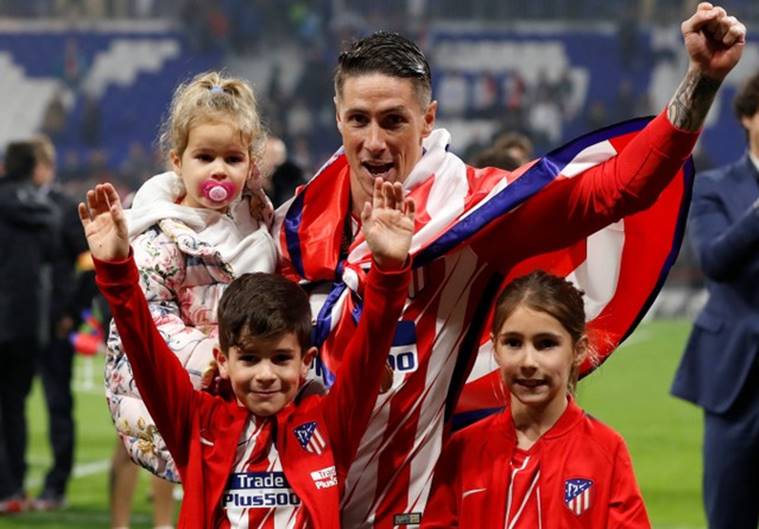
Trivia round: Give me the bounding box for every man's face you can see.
[742,111,759,155]
[216,332,316,417]
[335,73,437,206]
[33,161,55,186]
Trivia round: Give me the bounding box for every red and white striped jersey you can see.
[275,113,696,528]
[218,418,306,529]
[505,449,541,529]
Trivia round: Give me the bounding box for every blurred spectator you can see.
[585,99,609,131]
[0,141,61,514]
[470,131,534,170]
[612,78,638,122]
[260,136,306,208]
[62,37,87,90]
[118,142,153,191]
[41,90,68,143]
[81,94,102,147]
[29,135,88,511]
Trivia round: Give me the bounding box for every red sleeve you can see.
[320,260,411,476]
[471,112,699,272]
[421,435,461,529]
[607,438,651,529]
[94,253,196,468]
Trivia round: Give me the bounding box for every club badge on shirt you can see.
[294,421,326,455]
[564,478,593,515]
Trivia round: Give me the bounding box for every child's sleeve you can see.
[95,252,198,468]
[320,260,411,475]
[607,438,652,529]
[420,436,461,528]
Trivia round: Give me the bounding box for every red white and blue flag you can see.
[564,478,593,516]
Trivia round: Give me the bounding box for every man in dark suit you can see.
[672,71,759,529]
[0,141,60,513]
[29,135,88,511]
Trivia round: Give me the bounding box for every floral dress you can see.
[105,172,276,480]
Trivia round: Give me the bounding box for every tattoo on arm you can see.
[667,70,722,132]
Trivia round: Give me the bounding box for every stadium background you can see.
[1,0,757,527]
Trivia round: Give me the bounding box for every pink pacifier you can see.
[200,180,237,203]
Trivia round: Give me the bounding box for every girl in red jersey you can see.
[422,270,650,529]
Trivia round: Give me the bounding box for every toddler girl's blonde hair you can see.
[159,71,266,165]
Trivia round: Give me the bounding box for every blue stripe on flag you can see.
[284,191,306,277]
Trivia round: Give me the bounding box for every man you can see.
[274,4,745,527]
[0,141,60,514]
[29,135,88,511]
[671,71,759,529]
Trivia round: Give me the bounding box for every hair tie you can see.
[210,85,224,94]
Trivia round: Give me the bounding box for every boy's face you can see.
[216,332,317,417]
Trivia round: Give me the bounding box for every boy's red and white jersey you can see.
[219,418,305,529]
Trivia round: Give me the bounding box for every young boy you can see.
[79,179,414,528]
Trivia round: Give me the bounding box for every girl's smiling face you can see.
[493,304,585,412]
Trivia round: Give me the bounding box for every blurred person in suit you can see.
[672,71,759,529]
[29,135,88,511]
[0,141,60,514]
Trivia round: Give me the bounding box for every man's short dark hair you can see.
[334,31,432,106]
[218,273,312,354]
[2,141,36,181]
[734,71,759,121]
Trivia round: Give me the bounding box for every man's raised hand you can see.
[361,178,415,270]
[78,183,130,262]
[683,2,746,82]
[668,3,746,131]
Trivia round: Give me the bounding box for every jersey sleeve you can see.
[95,253,198,469]
[320,260,411,476]
[470,112,699,273]
[607,437,652,529]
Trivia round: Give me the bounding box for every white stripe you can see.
[454,174,509,225]
[313,428,325,449]
[564,220,625,321]
[406,250,489,516]
[560,140,617,178]
[25,459,110,488]
[308,436,321,455]
[508,469,540,529]
[504,454,530,529]
[462,488,487,499]
[341,251,486,528]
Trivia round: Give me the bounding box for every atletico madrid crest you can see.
[294,421,326,455]
[564,478,593,515]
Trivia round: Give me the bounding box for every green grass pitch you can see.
[0,319,704,528]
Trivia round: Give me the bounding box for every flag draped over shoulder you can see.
[275,116,694,427]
